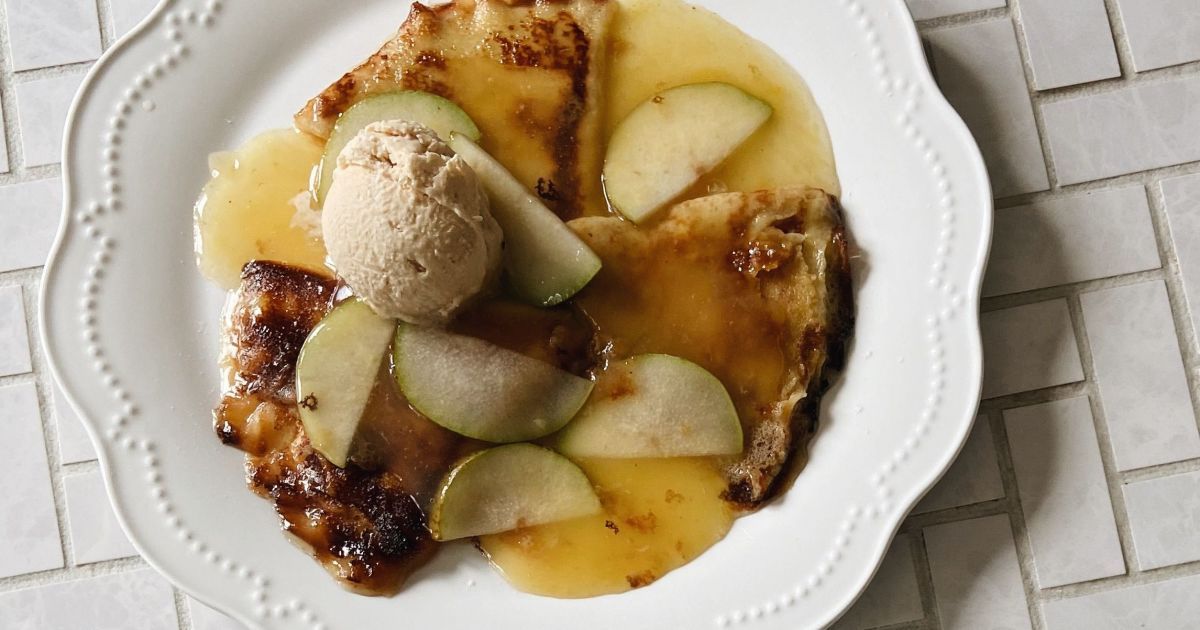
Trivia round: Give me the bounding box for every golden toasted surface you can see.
[215,261,439,595]
[295,0,614,219]
[568,188,853,505]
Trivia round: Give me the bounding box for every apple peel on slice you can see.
[393,323,594,443]
[431,444,602,541]
[603,82,772,224]
[449,134,602,307]
[557,354,743,458]
[295,298,395,468]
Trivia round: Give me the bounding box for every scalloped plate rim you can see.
[39,1,993,628]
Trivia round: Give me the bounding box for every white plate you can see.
[41,0,991,628]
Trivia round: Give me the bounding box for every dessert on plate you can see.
[193,0,853,598]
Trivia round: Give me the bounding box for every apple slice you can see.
[295,298,395,467]
[448,134,602,306]
[603,82,773,223]
[317,90,481,202]
[392,323,594,442]
[556,354,743,458]
[431,443,601,541]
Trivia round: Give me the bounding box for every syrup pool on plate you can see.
[194,128,328,288]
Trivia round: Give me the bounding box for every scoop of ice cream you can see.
[322,120,503,325]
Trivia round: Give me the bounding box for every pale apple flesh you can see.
[556,354,743,458]
[392,323,595,443]
[602,82,773,223]
[430,443,602,541]
[449,134,602,306]
[295,298,396,467]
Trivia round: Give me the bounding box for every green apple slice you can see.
[317,90,481,202]
[448,134,602,306]
[431,443,602,541]
[393,323,594,442]
[295,298,395,467]
[557,354,743,458]
[603,82,773,223]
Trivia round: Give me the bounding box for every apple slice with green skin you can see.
[603,82,773,224]
[448,134,602,307]
[317,90,481,203]
[556,354,743,458]
[393,323,594,442]
[430,443,602,541]
[295,298,395,467]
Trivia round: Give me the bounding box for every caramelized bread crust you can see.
[215,261,436,594]
[295,0,614,219]
[569,188,854,506]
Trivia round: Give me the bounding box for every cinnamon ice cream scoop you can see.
[322,120,503,325]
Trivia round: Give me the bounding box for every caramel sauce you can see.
[198,0,837,600]
[194,129,329,289]
[480,457,734,598]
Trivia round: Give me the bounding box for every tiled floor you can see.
[2,1,1200,629]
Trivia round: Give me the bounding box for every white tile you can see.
[0,178,62,273]
[981,299,1084,398]
[53,381,96,464]
[1081,281,1200,470]
[0,568,177,629]
[1162,173,1200,339]
[1044,75,1200,185]
[0,382,63,578]
[188,598,247,630]
[2,0,102,72]
[1116,0,1200,71]
[0,285,34,377]
[1004,397,1125,587]
[914,416,1004,513]
[1043,573,1200,630]
[924,514,1032,630]
[1123,470,1200,570]
[832,534,923,629]
[1020,0,1120,89]
[111,0,161,39]
[0,106,9,173]
[925,19,1049,197]
[983,186,1160,297]
[16,73,86,168]
[907,0,1005,21]
[64,471,136,565]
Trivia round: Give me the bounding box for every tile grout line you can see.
[914,7,1011,33]
[1120,458,1200,485]
[173,586,194,630]
[1006,0,1060,191]
[18,279,81,570]
[0,0,26,177]
[992,159,1200,210]
[980,268,1165,314]
[1099,0,1137,79]
[1040,558,1200,602]
[985,407,1047,630]
[1062,293,1142,581]
[94,0,116,51]
[907,529,942,630]
[0,556,146,594]
[1137,181,1200,441]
